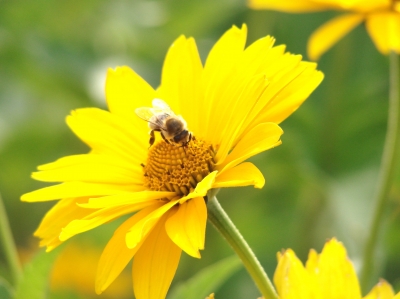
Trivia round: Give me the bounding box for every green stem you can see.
[207,196,278,299]
[0,194,22,285]
[360,52,400,291]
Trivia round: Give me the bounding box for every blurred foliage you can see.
[0,0,400,298]
[167,255,241,299]
[14,248,59,299]
[0,276,13,299]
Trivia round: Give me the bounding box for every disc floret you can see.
[143,138,216,196]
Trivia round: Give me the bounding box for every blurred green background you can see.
[1,0,400,298]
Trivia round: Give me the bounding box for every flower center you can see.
[143,138,216,196]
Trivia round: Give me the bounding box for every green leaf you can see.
[168,256,241,299]
[14,248,59,299]
[0,276,13,299]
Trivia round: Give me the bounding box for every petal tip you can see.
[254,179,265,189]
[20,193,28,202]
[95,283,104,295]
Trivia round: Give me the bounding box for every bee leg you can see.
[140,163,148,176]
[149,130,156,148]
[160,132,170,144]
[181,133,192,154]
[188,133,193,143]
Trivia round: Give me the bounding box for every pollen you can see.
[143,138,216,196]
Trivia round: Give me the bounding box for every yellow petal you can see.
[237,35,276,77]
[179,171,217,204]
[308,13,364,60]
[165,197,207,258]
[106,66,156,122]
[32,153,143,185]
[241,52,302,127]
[305,248,319,274]
[34,197,93,251]
[260,62,324,124]
[366,12,400,55]
[248,0,330,12]
[132,213,182,299]
[205,30,304,162]
[59,199,158,242]
[21,182,142,202]
[363,279,395,299]
[125,199,179,249]
[96,203,163,294]
[202,25,247,141]
[66,108,147,162]
[158,35,203,135]
[315,238,361,299]
[217,123,283,173]
[273,249,313,299]
[228,42,322,139]
[304,249,321,297]
[37,154,135,172]
[242,60,324,130]
[203,24,247,87]
[212,73,269,163]
[32,154,143,185]
[311,0,387,12]
[79,191,176,209]
[203,34,277,156]
[213,162,265,189]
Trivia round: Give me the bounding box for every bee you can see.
[135,99,192,147]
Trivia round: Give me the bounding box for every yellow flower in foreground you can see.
[274,238,400,299]
[21,24,323,299]
[249,0,400,60]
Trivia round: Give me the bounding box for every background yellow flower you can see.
[50,241,132,299]
[274,238,400,299]
[249,0,400,59]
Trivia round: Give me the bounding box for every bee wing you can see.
[151,98,175,116]
[135,107,155,122]
[152,98,170,110]
[135,107,167,130]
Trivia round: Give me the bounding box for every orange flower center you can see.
[143,138,216,196]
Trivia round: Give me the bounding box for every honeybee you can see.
[135,99,192,147]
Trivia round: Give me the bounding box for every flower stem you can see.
[360,52,400,292]
[207,196,278,299]
[0,193,22,285]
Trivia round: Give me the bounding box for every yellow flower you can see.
[249,0,400,60]
[21,24,323,299]
[274,238,400,299]
[50,241,131,298]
